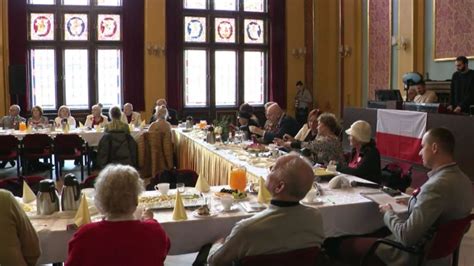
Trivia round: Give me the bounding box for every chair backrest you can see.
[239,246,320,266]
[146,131,174,175]
[0,135,20,153]
[53,134,85,154]
[427,214,474,260]
[22,134,52,150]
[81,174,97,189]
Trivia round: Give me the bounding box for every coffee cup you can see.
[304,189,318,202]
[155,183,170,195]
[220,196,234,211]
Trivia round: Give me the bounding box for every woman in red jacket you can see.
[66,164,170,266]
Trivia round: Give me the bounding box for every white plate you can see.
[300,198,325,205]
[192,210,218,218]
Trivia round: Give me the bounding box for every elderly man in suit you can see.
[206,153,324,266]
[249,103,300,143]
[337,128,473,266]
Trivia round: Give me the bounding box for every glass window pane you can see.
[30,49,56,110]
[244,19,264,44]
[184,0,206,9]
[63,0,88,5]
[97,14,121,41]
[98,49,122,108]
[185,17,206,43]
[214,0,236,11]
[30,13,55,41]
[215,18,235,43]
[97,0,121,6]
[64,14,88,41]
[29,0,55,5]
[244,51,265,104]
[244,0,265,12]
[184,50,207,107]
[64,49,89,109]
[215,51,236,106]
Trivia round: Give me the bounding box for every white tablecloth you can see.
[6,129,144,147]
[33,180,389,264]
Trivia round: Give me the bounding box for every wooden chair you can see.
[53,134,88,181]
[0,135,21,176]
[21,134,53,178]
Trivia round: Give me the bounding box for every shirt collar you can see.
[270,200,300,207]
[427,162,457,178]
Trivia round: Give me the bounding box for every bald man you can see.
[149,98,179,125]
[249,103,300,143]
[207,153,324,265]
[121,103,142,127]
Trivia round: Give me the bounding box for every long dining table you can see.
[31,174,394,264]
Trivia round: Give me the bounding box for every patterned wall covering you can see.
[434,0,474,60]
[368,0,391,100]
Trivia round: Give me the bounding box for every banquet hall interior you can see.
[0,0,473,265]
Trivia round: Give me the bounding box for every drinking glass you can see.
[19,122,27,131]
[229,166,247,192]
[176,183,185,193]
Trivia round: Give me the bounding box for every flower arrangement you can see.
[213,115,233,141]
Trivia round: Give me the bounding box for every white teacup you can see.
[220,196,234,211]
[155,183,170,195]
[304,189,318,202]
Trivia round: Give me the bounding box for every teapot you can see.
[61,174,81,211]
[206,126,216,144]
[37,180,59,215]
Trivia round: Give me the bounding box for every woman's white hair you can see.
[155,105,169,120]
[94,164,144,217]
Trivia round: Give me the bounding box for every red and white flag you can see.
[376,109,427,163]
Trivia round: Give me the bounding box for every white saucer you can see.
[216,205,240,213]
[300,198,325,205]
[192,210,218,218]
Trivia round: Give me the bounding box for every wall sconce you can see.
[146,43,165,56]
[392,36,409,51]
[291,47,306,59]
[339,45,351,58]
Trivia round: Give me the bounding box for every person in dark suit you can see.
[149,98,179,125]
[249,103,300,143]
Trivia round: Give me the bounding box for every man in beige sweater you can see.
[207,153,325,265]
[0,189,41,266]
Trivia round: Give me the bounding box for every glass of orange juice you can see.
[19,122,27,131]
[229,165,247,192]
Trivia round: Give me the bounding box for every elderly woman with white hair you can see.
[148,106,174,173]
[54,105,77,128]
[105,106,130,134]
[65,165,170,266]
[337,120,381,183]
[84,104,108,128]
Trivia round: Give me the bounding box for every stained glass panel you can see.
[215,51,236,106]
[63,0,88,5]
[64,49,89,109]
[185,17,206,43]
[97,0,122,6]
[215,18,235,43]
[244,19,264,44]
[184,0,206,9]
[184,50,207,107]
[243,0,265,12]
[244,51,264,104]
[29,0,55,5]
[97,14,121,41]
[30,49,56,110]
[214,0,236,11]
[97,49,122,108]
[64,14,88,41]
[30,13,55,41]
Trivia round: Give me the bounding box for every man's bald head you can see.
[266,103,282,123]
[266,153,314,201]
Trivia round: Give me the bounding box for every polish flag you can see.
[376,109,427,163]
